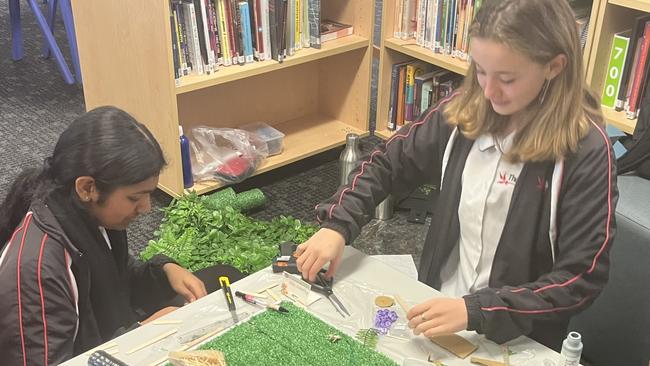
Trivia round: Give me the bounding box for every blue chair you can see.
[8,0,77,84]
[43,0,82,84]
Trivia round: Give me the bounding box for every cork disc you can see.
[375,295,395,308]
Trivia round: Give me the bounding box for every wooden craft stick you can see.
[147,327,225,366]
[470,356,506,366]
[430,334,478,359]
[394,294,409,314]
[266,289,280,302]
[238,290,267,299]
[150,319,183,325]
[256,283,278,293]
[84,342,118,356]
[126,329,177,355]
[503,345,510,366]
[148,356,168,366]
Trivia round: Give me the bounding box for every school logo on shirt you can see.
[537,177,548,192]
[497,172,517,185]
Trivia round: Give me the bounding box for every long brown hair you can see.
[444,0,602,162]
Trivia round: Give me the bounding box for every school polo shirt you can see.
[439,132,524,298]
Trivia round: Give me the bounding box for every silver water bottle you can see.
[375,195,394,220]
[339,133,362,186]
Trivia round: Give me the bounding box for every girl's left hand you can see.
[162,263,207,303]
[406,298,469,337]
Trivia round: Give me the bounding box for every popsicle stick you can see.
[150,319,183,325]
[394,294,409,314]
[147,327,225,366]
[256,283,278,293]
[266,289,280,302]
[126,329,177,354]
[503,345,510,366]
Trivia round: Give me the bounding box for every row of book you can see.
[393,0,484,60]
[169,0,353,83]
[602,14,650,120]
[387,61,463,130]
[393,0,590,61]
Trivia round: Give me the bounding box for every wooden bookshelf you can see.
[602,108,637,134]
[587,0,649,134]
[71,0,374,196]
[609,0,650,13]
[190,114,368,194]
[383,38,470,76]
[376,0,604,138]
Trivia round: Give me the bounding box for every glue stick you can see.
[560,331,583,366]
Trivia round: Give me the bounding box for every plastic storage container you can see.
[240,122,285,156]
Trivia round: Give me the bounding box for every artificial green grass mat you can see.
[198,302,398,366]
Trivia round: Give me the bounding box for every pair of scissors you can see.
[306,270,351,318]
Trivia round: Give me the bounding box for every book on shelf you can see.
[626,21,650,120]
[168,0,330,81]
[320,20,353,43]
[393,0,482,60]
[308,0,321,48]
[386,61,463,131]
[617,14,650,112]
[601,30,631,109]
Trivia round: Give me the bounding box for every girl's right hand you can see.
[295,228,346,282]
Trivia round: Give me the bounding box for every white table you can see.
[63,247,564,366]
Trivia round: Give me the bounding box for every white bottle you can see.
[560,331,583,366]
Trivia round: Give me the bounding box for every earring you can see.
[539,79,551,104]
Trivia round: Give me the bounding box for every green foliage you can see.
[355,328,379,349]
[140,191,317,274]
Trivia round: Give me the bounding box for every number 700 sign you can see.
[601,34,629,108]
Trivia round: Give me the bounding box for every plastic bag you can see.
[189,126,269,184]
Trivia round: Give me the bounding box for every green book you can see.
[602,30,631,108]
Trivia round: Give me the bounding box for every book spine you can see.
[176,4,191,74]
[239,1,255,63]
[232,0,246,63]
[199,0,216,72]
[405,64,416,123]
[217,0,233,65]
[395,0,404,39]
[208,0,223,66]
[170,13,181,82]
[185,3,204,75]
[301,0,310,48]
[287,0,295,55]
[253,0,264,60]
[602,33,630,108]
[396,65,407,127]
[616,15,650,111]
[269,0,279,60]
[387,63,403,130]
[224,0,239,64]
[308,0,320,49]
[421,80,433,112]
[295,0,301,50]
[261,0,271,59]
[627,22,650,119]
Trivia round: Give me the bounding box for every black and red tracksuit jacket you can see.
[0,202,173,365]
[316,93,618,349]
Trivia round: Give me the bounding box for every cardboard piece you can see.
[429,334,478,359]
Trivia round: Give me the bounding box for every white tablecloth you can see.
[62,247,564,366]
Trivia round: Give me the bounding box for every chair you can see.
[8,0,77,84]
[43,0,81,83]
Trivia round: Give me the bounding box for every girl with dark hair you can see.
[0,106,208,364]
[296,0,617,350]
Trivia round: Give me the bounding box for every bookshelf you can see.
[71,0,374,196]
[375,0,609,140]
[587,0,650,134]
